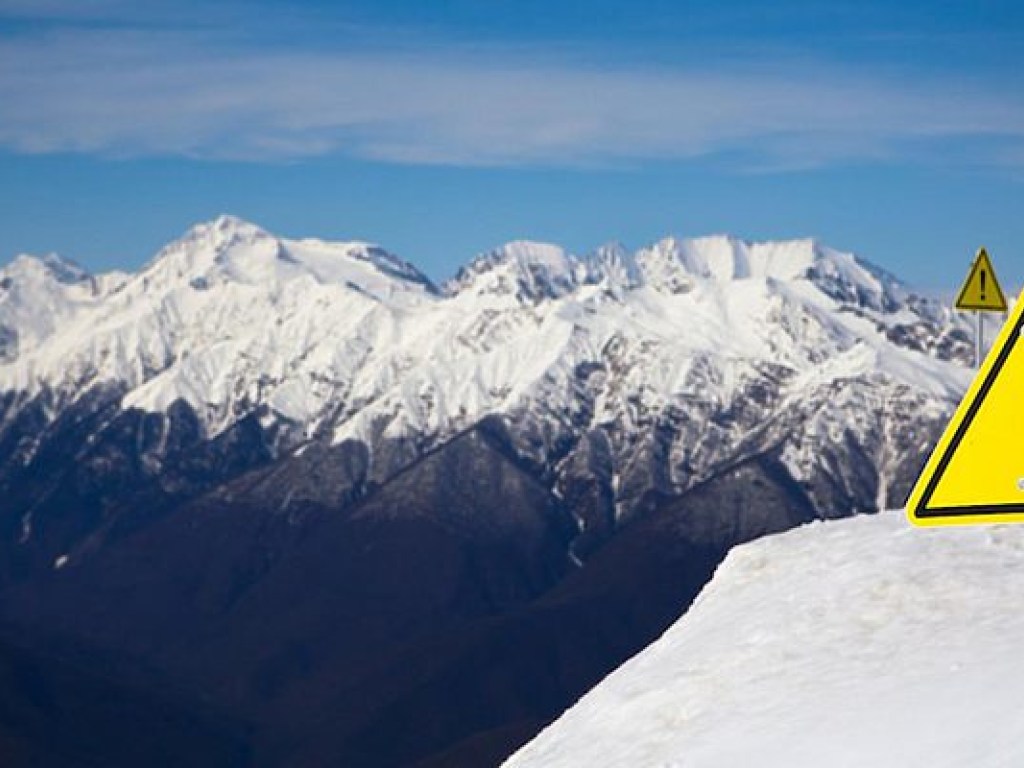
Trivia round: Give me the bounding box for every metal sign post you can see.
[954,248,1007,368]
[977,311,983,369]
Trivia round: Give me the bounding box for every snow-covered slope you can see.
[0,216,437,434]
[506,510,1024,768]
[0,252,127,362]
[0,217,973,522]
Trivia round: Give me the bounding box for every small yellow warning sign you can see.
[907,290,1024,525]
[955,248,1007,312]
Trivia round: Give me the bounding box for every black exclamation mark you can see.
[981,269,987,301]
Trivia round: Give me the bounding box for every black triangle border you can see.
[955,251,1007,311]
[913,306,1024,517]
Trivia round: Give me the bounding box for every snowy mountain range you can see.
[0,215,980,766]
[2,216,971,529]
[506,510,1024,768]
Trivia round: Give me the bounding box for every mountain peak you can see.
[446,240,577,300]
[138,217,436,297]
[200,213,266,237]
[472,240,573,275]
[3,253,90,285]
[589,240,629,260]
[805,243,906,313]
[0,253,97,363]
[577,241,639,292]
[171,214,272,253]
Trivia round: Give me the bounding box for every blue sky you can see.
[1,0,1022,293]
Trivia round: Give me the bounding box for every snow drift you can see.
[506,510,1024,767]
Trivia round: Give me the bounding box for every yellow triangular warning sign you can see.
[907,290,1024,525]
[955,248,1007,312]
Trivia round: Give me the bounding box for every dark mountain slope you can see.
[1,429,813,766]
[0,630,251,768]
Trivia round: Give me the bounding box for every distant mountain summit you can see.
[0,216,976,766]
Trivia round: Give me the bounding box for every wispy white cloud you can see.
[0,23,1022,170]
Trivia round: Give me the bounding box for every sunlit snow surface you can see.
[0,216,971,448]
[506,511,1024,767]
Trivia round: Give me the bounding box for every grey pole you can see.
[976,311,983,369]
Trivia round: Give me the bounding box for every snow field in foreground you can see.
[507,510,1024,767]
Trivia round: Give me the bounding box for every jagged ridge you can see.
[0,216,973,562]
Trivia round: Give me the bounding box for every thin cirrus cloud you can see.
[1,26,1022,170]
